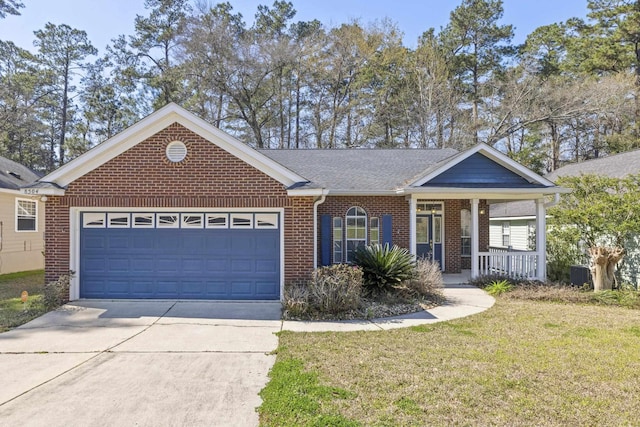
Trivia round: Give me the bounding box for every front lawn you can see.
[260,298,640,426]
[0,270,47,332]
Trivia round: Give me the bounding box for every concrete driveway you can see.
[0,301,282,427]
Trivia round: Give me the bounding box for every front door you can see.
[416,204,443,269]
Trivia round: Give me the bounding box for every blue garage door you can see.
[79,212,280,300]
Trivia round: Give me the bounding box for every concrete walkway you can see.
[282,284,495,332]
[0,282,493,426]
[0,301,282,427]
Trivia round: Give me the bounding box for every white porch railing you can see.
[478,247,538,279]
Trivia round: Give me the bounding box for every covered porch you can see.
[477,198,549,280]
[408,196,555,281]
[402,144,568,282]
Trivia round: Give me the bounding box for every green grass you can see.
[258,358,358,426]
[259,299,640,426]
[0,270,47,332]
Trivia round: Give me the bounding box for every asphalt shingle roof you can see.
[490,200,536,218]
[0,156,41,190]
[491,149,640,218]
[545,149,640,181]
[259,148,459,191]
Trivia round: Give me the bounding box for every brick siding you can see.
[318,196,411,265]
[319,197,489,273]
[45,120,494,291]
[45,123,315,287]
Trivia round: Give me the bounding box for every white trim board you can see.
[43,103,308,189]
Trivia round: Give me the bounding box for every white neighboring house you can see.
[0,156,45,274]
[490,149,640,284]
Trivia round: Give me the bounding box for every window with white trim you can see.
[332,217,343,264]
[461,209,471,256]
[370,217,379,245]
[16,199,37,231]
[502,222,511,247]
[345,207,367,263]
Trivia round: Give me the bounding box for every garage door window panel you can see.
[182,214,204,228]
[206,214,228,228]
[255,213,278,228]
[133,214,155,228]
[157,214,179,228]
[83,213,106,228]
[108,213,130,228]
[231,214,253,228]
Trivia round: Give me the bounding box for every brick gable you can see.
[65,123,286,198]
[45,123,314,289]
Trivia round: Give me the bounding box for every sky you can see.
[0,0,590,54]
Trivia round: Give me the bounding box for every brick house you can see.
[23,103,565,301]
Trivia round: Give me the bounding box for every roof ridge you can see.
[257,147,458,152]
[549,148,640,175]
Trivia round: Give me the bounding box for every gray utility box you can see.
[570,265,591,286]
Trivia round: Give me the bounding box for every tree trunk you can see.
[589,246,624,291]
[59,61,70,166]
[634,36,640,137]
[549,121,560,171]
[472,42,479,145]
[295,72,301,149]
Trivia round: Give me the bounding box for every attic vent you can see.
[165,140,187,163]
[7,171,21,180]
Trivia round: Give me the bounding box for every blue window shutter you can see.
[321,214,332,266]
[382,215,392,246]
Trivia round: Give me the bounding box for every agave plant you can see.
[354,244,415,292]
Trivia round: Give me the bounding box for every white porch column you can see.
[409,197,417,256]
[536,198,547,280]
[471,198,480,278]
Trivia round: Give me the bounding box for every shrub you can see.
[282,281,310,318]
[283,265,364,317]
[43,273,72,309]
[355,244,415,293]
[546,231,584,283]
[309,265,363,314]
[402,258,443,297]
[485,279,513,296]
[468,274,516,289]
